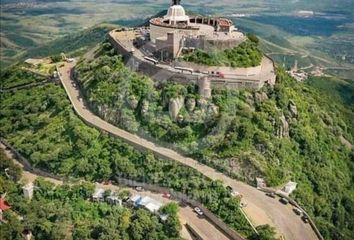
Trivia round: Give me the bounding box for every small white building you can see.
[283,181,297,195]
[129,195,163,214]
[129,195,142,206]
[139,196,163,214]
[22,183,34,200]
[92,188,105,202]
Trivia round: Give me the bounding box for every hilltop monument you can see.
[172,0,181,5]
[108,0,276,89]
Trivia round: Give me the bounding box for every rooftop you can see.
[164,5,189,23]
[0,198,11,211]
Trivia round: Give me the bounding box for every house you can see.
[106,196,122,206]
[92,188,105,202]
[22,183,34,200]
[0,198,11,221]
[0,198,11,211]
[129,195,142,206]
[283,181,297,195]
[136,196,163,214]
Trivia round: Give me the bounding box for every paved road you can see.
[58,62,318,240]
[1,143,230,240]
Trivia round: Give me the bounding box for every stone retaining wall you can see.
[108,31,267,89]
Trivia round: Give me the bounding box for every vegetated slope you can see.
[306,76,354,107]
[0,153,181,240]
[0,67,47,89]
[76,42,354,239]
[0,76,258,238]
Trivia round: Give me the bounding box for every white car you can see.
[194,207,204,216]
[240,202,248,208]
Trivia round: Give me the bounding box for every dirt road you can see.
[57,61,318,240]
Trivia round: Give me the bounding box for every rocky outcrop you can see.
[127,95,139,110]
[289,100,298,117]
[255,92,268,104]
[277,114,289,138]
[141,100,149,116]
[207,104,219,116]
[339,136,353,150]
[245,93,255,106]
[197,98,208,111]
[186,98,196,112]
[169,97,184,120]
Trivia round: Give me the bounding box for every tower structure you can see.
[172,0,181,5]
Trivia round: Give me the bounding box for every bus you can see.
[175,66,194,74]
[144,56,158,65]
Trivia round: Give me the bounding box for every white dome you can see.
[164,5,189,23]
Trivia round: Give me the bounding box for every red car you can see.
[210,71,225,79]
[103,180,112,185]
[162,192,171,199]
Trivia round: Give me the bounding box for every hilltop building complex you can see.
[108,0,276,90]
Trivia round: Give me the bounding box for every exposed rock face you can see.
[169,97,184,120]
[255,92,268,104]
[198,77,211,99]
[197,98,208,112]
[245,93,255,106]
[207,104,219,116]
[186,98,196,112]
[127,95,139,110]
[277,114,289,138]
[141,100,149,116]
[339,136,353,150]
[289,100,298,117]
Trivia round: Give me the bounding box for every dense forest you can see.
[0,71,263,238]
[75,42,354,239]
[0,151,181,240]
[181,38,263,67]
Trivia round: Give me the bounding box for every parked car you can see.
[226,186,233,192]
[240,202,248,208]
[266,192,276,198]
[162,192,171,199]
[279,197,289,205]
[135,186,144,192]
[210,71,225,79]
[293,208,303,215]
[301,215,309,223]
[231,191,242,198]
[103,180,112,185]
[194,207,204,216]
[179,201,188,208]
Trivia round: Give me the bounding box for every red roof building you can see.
[0,198,11,211]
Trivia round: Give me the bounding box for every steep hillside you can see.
[75,42,354,239]
[0,73,256,238]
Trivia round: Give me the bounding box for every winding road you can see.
[0,143,229,240]
[58,61,318,240]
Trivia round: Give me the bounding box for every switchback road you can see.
[58,61,318,240]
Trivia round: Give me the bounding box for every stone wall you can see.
[108,31,268,90]
[150,23,198,43]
